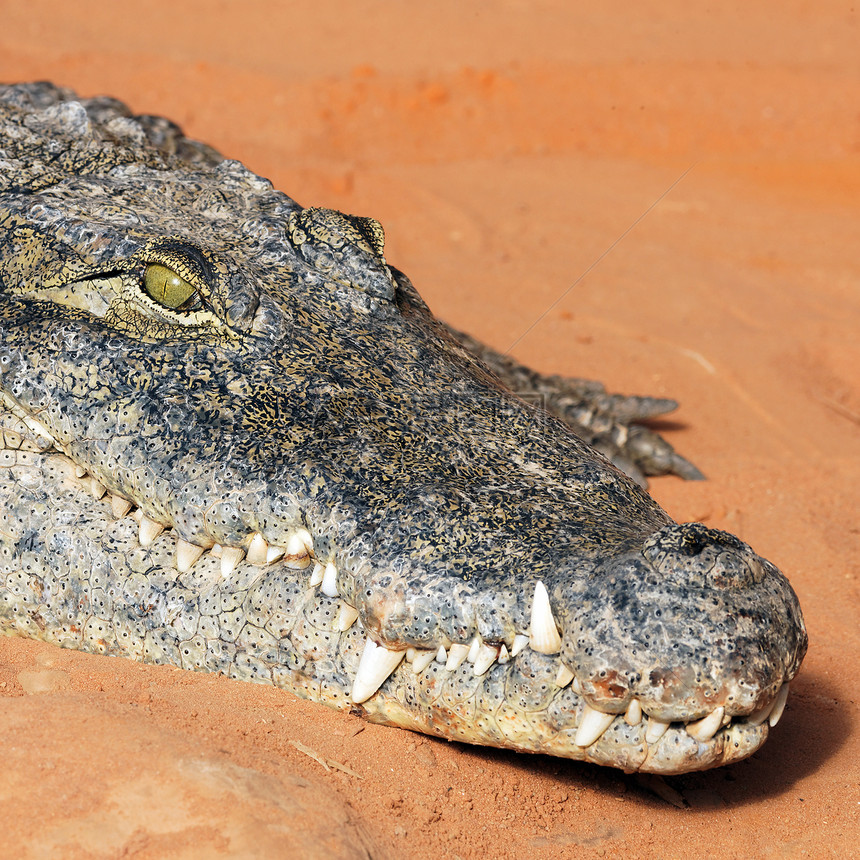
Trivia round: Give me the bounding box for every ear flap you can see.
[287,207,396,301]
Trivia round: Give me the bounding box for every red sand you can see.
[1,3,858,857]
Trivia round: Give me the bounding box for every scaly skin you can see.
[0,83,806,774]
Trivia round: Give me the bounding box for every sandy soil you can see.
[1,2,858,857]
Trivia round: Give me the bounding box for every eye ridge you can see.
[142,262,205,312]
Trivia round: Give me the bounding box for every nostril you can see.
[642,522,762,590]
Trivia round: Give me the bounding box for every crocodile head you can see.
[0,84,806,774]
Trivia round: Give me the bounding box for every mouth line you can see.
[1,409,791,760]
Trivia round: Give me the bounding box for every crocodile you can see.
[0,82,806,775]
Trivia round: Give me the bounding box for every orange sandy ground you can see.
[1,3,858,857]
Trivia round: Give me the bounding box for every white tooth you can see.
[74,464,88,478]
[435,645,447,664]
[645,718,670,743]
[624,698,643,726]
[139,516,165,546]
[572,676,582,694]
[412,650,436,673]
[266,545,286,564]
[321,562,339,598]
[686,706,725,742]
[90,478,107,500]
[768,683,790,728]
[467,635,481,664]
[351,638,406,703]
[220,546,245,577]
[575,704,615,747]
[473,643,500,676]
[176,539,205,573]
[287,528,313,557]
[246,532,269,565]
[445,643,470,671]
[529,581,562,654]
[309,561,325,587]
[336,602,359,631]
[210,543,223,558]
[405,647,417,662]
[511,634,530,657]
[497,644,510,664]
[110,494,132,518]
[555,664,575,688]
[747,699,776,726]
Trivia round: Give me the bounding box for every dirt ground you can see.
[1,2,858,857]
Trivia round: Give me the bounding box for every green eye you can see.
[143,263,201,311]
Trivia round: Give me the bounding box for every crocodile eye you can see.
[142,263,201,311]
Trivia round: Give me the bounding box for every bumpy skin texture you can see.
[0,83,806,774]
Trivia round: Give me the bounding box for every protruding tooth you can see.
[435,645,447,664]
[686,706,725,742]
[572,676,582,694]
[511,634,530,657]
[575,704,615,747]
[74,464,88,478]
[467,635,481,664]
[555,664,575,688]
[624,698,643,726]
[246,532,269,565]
[321,562,339,598]
[176,539,206,573]
[412,650,436,673]
[309,561,325,587]
[90,478,107,500]
[210,544,223,558]
[645,717,670,743]
[473,643,500,676]
[139,516,165,546]
[747,700,775,726]
[529,581,562,654]
[286,528,313,557]
[336,602,359,632]
[220,546,245,577]
[351,638,406,703]
[445,643,470,671]
[110,494,133,518]
[497,644,510,664]
[406,647,417,662]
[768,683,790,728]
[266,545,286,564]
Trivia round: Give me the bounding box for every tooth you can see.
[246,532,269,565]
[555,664,575,688]
[497,644,510,664]
[406,648,417,662]
[210,544,223,558]
[467,635,481,664]
[747,700,775,726]
[139,516,165,546]
[309,561,325,587]
[74,464,88,478]
[110,494,133,518]
[624,698,643,726]
[220,546,245,577]
[336,602,359,631]
[768,683,790,728]
[287,528,313,557]
[645,718,670,743]
[686,706,725,742]
[321,562,339,598]
[445,643,470,671]
[176,539,206,573]
[435,645,447,664]
[529,581,562,654]
[351,638,406,703]
[90,478,107,500]
[412,650,436,673]
[571,676,582,694]
[511,634,530,657]
[575,704,615,747]
[473,643,500,676]
[266,545,286,564]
